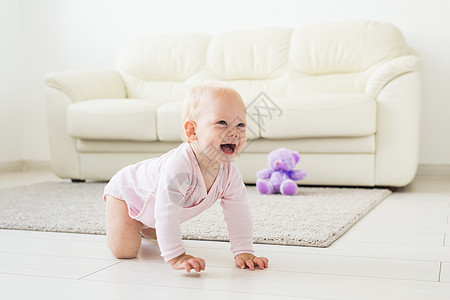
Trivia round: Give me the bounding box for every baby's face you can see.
[193,90,247,164]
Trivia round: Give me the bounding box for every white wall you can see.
[0,0,22,163]
[3,0,450,164]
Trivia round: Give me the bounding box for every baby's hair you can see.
[181,80,239,124]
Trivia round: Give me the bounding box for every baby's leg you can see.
[105,195,143,259]
[141,227,157,239]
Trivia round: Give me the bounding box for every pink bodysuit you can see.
[103,142,254,262]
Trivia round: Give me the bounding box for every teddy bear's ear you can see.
[292,151,300,164]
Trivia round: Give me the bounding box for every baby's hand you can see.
[235,253,269,271]
[168,253,206,273]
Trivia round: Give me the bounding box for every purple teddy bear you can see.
[256,148,307,195]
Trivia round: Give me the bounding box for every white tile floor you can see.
[0,170,449,299]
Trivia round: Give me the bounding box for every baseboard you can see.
[416,164,450,179]
[1,160,449,179]
[0,160,51,173]
[0,161,23,173]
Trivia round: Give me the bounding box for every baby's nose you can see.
[227,128,239,137]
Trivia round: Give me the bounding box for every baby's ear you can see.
[184,120,197,141]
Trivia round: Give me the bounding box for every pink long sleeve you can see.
[220,164,254,257]
[153,179,186,262]
[153,164,194,262]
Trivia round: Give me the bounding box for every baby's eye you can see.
[237,123,246,128]
[217,120,227,126]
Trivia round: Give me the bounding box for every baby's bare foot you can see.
[140,227,157,239]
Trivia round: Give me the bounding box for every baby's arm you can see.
[154,169,205,272]
[222,197,269,270]
[222,165,269,271]
[154,199,205,272]
[155,211,206,272]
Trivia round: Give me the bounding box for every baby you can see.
[103,82,269,273]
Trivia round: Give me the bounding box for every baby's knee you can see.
[113,250,138,259]
[107,237,139,259]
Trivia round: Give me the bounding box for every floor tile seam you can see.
[358,215,448,220]
[186,240,445,251]
[0,242,447,264]
[377,197,450,202]
[349,221,449,226]
[379,197,450,201]
[183,247,450,264]
[78,261,123,280]
[335,240,444,247]
[0,271,86,280]
[2,268,447,287]
[362,218,449,223]
[349,220,446,227]
[286,254,448,264]
[0,272,70,280]
[0,230,107,242]
[80,277,305,298]
[98,259,450,276]
[256,268,443,283]
[371,206,450,210]
[345,230,450,236]
[389,191,450,195]
[342,232,447,241]
[111,259,441,282]
[0,250,119,261]
[361,217,449,221]
[0,234,106,243]
[81,267,442,286]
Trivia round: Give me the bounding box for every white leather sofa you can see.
[45,20,421,187]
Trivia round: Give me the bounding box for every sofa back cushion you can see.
[288,21,408,95]
[289,21,407,75]
[206,28,292,123]
[206,28,292,80]
[116,33,211,101]
[116,22,408,100]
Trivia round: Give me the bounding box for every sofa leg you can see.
[387,186,398,192]
[71,179,86,183]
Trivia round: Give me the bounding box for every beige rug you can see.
[0,182,391,247]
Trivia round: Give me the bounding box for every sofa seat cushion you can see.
[67,99,159,141]
[156,101,183,141]
[261,93,376,139]
[75,136,374,154]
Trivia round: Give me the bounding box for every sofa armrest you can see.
[365,55,420,98]
[374,71,421,186]
[44,69,126,180]
[45,70,127,102]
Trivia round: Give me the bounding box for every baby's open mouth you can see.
[220,143,236,155]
